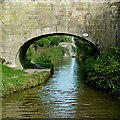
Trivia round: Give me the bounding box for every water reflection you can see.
[2,57,120,118]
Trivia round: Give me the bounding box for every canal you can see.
[2,56,120,118]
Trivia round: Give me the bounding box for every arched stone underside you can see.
[1,0,120,68]
[16,33,99,69]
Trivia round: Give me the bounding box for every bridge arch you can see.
[15,33,99,69]
[1,1,119,69]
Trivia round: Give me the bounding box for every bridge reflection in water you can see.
[2,56,120,118]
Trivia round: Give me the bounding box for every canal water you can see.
[2,56,120,118]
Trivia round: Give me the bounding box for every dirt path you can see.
[31,60,46,69]
[24,68,50,75]
[10,62,50,78]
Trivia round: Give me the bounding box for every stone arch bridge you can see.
[0,0,120,69]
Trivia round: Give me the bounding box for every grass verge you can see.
[1,63,51,97]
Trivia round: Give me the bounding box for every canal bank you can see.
[2,63,52,98]
[75,37,120,97]
[84,46,120,97]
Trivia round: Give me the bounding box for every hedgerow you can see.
[85,47,120,96]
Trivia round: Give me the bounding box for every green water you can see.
[2,56,120,118]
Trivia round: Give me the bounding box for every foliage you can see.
[24,60,35,69]
[33,57,53,68]
[33,35,72,48]
[74,37,98,61]
[34,60,53,68]
[34,46,65,62]
[25,46,65,68]
[85,46,120,96]
[75,37,120,96]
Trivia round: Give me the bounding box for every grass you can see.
[24,61,35,68]
[25,46,66,68]
[2,63,26,79]
[35,61,53,68]
[1,63,51,97]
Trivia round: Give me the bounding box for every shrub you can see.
[85,46,120,96]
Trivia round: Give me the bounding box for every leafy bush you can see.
[85,46,120,96]
[74,37,98,61]
[32,35,72,48]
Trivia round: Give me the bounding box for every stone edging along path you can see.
[2,67,52,98]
